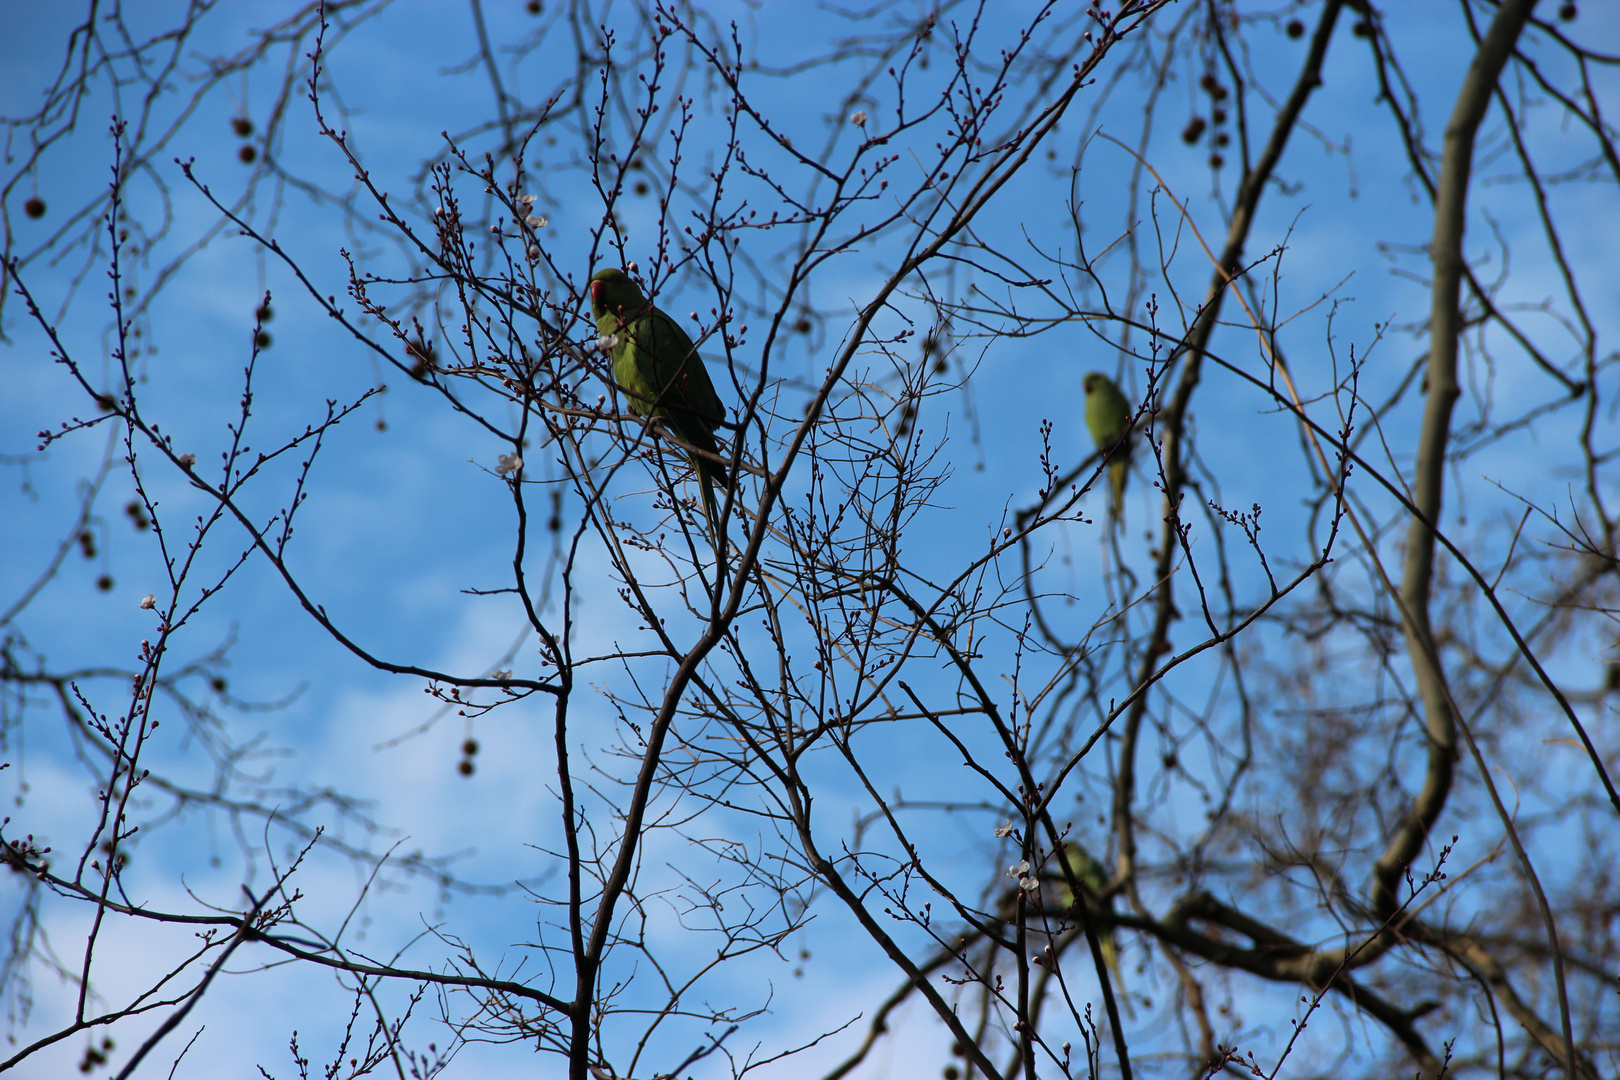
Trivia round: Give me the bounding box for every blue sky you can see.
[4,2,1619,1077]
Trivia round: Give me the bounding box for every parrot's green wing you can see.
[1082,371,1131,524]
[638,305,726,443]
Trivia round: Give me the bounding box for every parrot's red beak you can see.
[589,279,605,308]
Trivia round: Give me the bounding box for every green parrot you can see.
[589,267,729,539]
[1082,371,1131,524]
[1048,842,1129,1012]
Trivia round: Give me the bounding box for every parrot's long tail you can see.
[1108,459,1127,526]
[693,455,730,583]
[695,457,724,538]
[1100,933,1135,1019]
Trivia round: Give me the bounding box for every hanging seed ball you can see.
[408,342,433,379]
[462,739,480,757]
[238,144,257,163]
[24,196,46,219]
[1286,18,1305,38]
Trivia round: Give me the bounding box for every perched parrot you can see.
[1048,842,1129,1012]
[589,267,729,539]
[1082,371,1131,524]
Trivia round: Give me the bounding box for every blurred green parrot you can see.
[1082,371,1131,524]
[1049,842,1129,1012]
[589,267,729,539]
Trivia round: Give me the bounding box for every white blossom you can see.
[850,110,868,127]
[524,214,548,228]
[139,595,157,610]
[994,819,1014,838]
[176,452,196,467]
[597,333,620,352]
[492,669,513,682]
[496,452,523,476]
[1019,874,1039,892]
[516,193,537,205]
[1007,859,1031,880]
